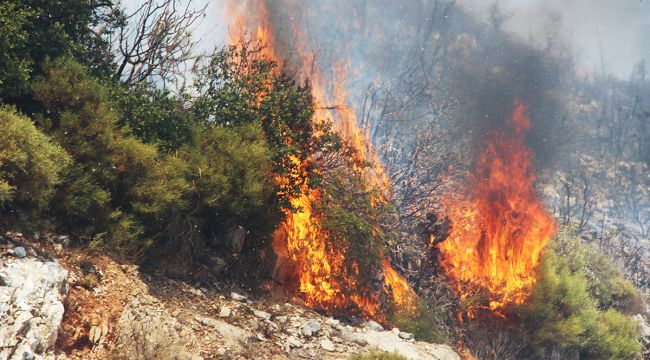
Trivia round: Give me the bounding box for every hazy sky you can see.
[124,0,650,79]
[458,0,650,78]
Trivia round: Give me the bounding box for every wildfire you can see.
[225,0,415,317]
[438,100,555,311]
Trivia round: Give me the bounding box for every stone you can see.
[326,318,340,327]
[219,306,232,318]
[364,320,384,332]
[287,336,303,348]
[216,348,227,356]
[230,292,247,302]
[399,331,414,340]
[226,226,246,254]
[13,246,26,258]
[275,315,288,323]
[0,257,68,360]
[253,309,271,321]
[320,338,336,352]
[301,319,321,337]
[391,327,400,335]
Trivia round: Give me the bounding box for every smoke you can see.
[458,0,650,79]
[143,0,643,177]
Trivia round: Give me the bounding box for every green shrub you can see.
[115,84,194,153]
[554,227,643,313]
[517,232,641,359]
[0,106,71,211]
[389,297,449,344]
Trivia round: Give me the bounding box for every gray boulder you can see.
[0,257,68,360]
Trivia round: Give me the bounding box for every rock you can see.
[55,235,70,247]
[219,306,232,318]
[114,297,199,360]
[275,315,288,323]
[230,291,247,302]
[253,309,271,320]
[301,319,321,337]
[391,327,401,335]
[320,338,336,352]
[364,320,384,332]
[399,331,414,340]
[226,226,246,254]
[0,257,68,360]
[287,336,303,348]
[13,246,26,258]
[326,318,341,327]
[421,344,462,360]
[216,348,227,356]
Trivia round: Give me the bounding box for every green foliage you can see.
[390,297,449,344]
[0,107,71,211]
[0,0,115,104]
[553,227,642,313]
[516,231,641,359]
[32,58,122,232]
[348,351,408,360]
[114,84,194,152]
[0,2,33,98]
[193,40,340,209]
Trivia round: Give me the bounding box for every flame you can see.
[438,99,556,311]
[225,0,414,317]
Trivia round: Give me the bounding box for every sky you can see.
[123,0,650,79]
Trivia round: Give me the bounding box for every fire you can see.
[438,100,556,310]
[225,0,414,317]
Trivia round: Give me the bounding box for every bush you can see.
[115,84,194,153]
[0,107,71,211]
[389,297,449,344]
[553,227,643,313]
[516,231,641,359]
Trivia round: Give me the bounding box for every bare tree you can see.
[555,171,597,233]
[113,0,206,87]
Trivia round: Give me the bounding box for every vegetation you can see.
[389,297,449,344]
[0,2,645,359]
[0,107,71,213]
[514,229,641,359]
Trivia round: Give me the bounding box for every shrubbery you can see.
[0,107,71,212]
[515,229,641,359]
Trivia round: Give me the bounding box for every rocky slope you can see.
[0,232,462,360]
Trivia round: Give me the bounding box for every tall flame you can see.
[438,100,555,311]
[224,0,415,317]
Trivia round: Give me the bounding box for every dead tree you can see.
[113,0,206,87]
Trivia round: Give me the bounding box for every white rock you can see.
[391,327,401,335]
[326,318,341,327]
[287,336,303,348]
[0,258,68,360]
[219,306,232,318]
[399,331,414,340]
[364,320,384,332]
[230,292,247,302]
[301,319,321,337]
[320,338,336,352]
[253,309,271,320]
[275,315,288,323]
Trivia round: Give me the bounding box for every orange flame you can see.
[225,0,414,317]
[438,99,555,311]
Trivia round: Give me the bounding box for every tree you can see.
[0,0,117,107]
[112,0,206,87]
